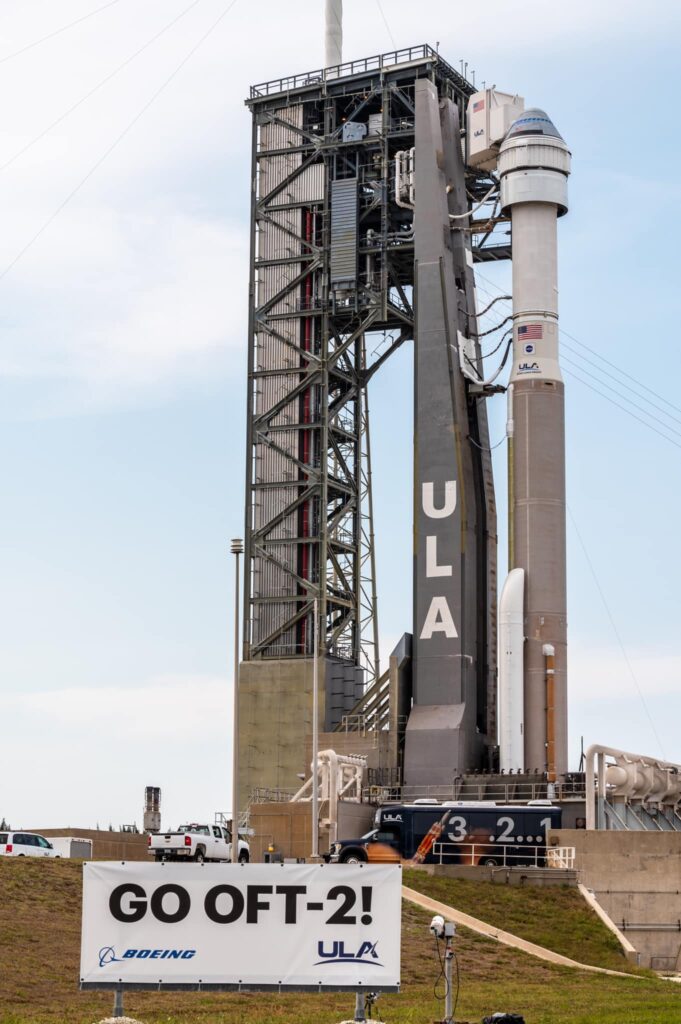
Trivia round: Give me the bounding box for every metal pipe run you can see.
[544,643,556,781]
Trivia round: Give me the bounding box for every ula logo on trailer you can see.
[315,940,383,966]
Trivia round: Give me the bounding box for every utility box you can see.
[467,89,524,170]
[49,836,93,859]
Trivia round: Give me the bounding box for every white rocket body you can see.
[498,110,571,775]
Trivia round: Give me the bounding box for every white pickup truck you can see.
[148,823,249,863]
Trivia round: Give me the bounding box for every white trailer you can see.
[49,836,93,859]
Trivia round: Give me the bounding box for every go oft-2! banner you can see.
[80,862,401,991]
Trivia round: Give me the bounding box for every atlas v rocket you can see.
[405,93,571,784]
[497,110,571,779]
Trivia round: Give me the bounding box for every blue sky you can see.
[1,0,680,829]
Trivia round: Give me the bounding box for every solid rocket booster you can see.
[498,110,571,776]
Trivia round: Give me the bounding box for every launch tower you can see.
[238,41,570,810]
[238,45,505,808]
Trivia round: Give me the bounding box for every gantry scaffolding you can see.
[243,46,500,695]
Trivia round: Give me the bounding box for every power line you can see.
[562,368,681,451]
[0,0,208,174]
[561,323,681,420]
[567,504,666,760]
[475,269,681,421]
[562,343,681,429]
[561,354,681,441]
[374,0,397,48]
[474,276,681,446]
[0,0,240,284]
[0,0,123,65]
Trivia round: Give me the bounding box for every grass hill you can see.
[1,859,679,1024]
[401,868,637,974]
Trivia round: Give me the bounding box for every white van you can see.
[0,831,60,857]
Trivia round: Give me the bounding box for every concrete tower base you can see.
[237,658,363,811]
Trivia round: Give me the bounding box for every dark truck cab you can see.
[325,827,401,864]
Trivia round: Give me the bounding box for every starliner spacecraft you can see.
[236,3,571,807]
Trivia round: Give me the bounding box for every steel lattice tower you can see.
[238,46,501,808]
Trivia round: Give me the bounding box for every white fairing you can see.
[499,568,525,772]
[325,0,342,67]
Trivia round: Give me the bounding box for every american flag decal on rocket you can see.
[473,99,484,112]
[518,324,543,340]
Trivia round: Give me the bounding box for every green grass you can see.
[1,859,679,1023]
[401,868,643,975]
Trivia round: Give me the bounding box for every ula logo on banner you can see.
[315,940,383,966]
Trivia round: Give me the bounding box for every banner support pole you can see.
[354,991,366,1021]
[113,985,124,1018]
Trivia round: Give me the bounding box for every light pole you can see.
[230,537,243,864]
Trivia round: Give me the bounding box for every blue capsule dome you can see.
[505,108,564,141]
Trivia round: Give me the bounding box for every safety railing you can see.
[546,846,576,869]
[248,787,297,804]
[366,778,587,805]
[431,841,575,869]
[250,45,452,99]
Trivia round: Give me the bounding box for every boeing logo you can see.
[98,947,123,967]
[98,946,196,966]
[315,940,383,966]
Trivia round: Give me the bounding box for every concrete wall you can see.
[424,864,577,887]
[551,829,681,970]
[248,802,316,862]
[238,658,325,809]
[248,800,375,862]
[29,828,149,861]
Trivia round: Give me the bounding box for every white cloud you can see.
[0,0,676,410]
[0,205,248,406]
[0,674,231,739]
[0,0,676,417]
[569,647,681,701]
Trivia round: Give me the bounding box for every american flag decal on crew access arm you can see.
[518,324,543,340]
[473,99,484,112]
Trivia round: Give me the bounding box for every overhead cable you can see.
[473,277,681,444]
[475,269,681,422]
[0,0,208,174]
[562,355,681,441]
[562,368,681,451]
[0,0,123,65]
[567,504,667,760]
[374,0,397,49]
[0,0,240,283]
